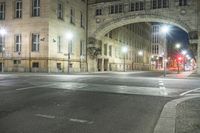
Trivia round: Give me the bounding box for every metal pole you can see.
[67,53,70,74]
[164,57,166,77]
[124,53,125,72]
[1,51,3,73]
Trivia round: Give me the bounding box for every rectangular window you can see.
[68,40,72,54]
[57,36,61,53]
[57,2,63,19]
[70,7,75,24]
[15,34,22,52]
[104,44,107,56]
[32,62,39,68]
[158,0,162,8]
[152,0,157,9]
[118,4,123,13]
[0,2,5,20]
[179,0,187,6]
[109,45,112,57]
[109,5,114,14]
[163,0,169,8]
[80,40,85,56]
[80,12,85,28]
[96,9,102,16]
[13,60,21,64]
[135,2,139,11]
[57,63,61,70]
[15,0,22,18]
[130,3,135,11]
[32,33,40,52]
[140,2,144,10]
[32,0,40,17]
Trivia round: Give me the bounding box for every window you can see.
[80,12,85,28]
[70,7,75,24]
[15,0,22,18]
[57,2,63,19]
[96,9,102,16]
[32,33,40,52]
[179,0,187,6]
[151,0,169,9]
[57,36,61,53]
[80,40,85,56]
[130,3,135,11]
[32,0,40,17]
[32,62,39,68]
[109,45,112,57]
[0,2,5,20]
[15,34,22,52]
[135,2,139,11]
[109,4,123,14]
[68,40,72,54]
[13,60,21,64]
[57,63,61,70]
[104,44,107,56]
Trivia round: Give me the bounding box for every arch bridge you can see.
[87,0,200,73]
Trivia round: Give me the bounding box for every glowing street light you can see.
[160,25,170,77]
[175,43,181,49]
[122,46,128,72]
[138,50,143,56]
[160,25,170,34]
[181,50,187,55]
[66,32,73,74]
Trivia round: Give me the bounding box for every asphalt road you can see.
[0,71,199,133]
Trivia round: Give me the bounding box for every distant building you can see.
[151,24,166,70]
[97,23,152,71]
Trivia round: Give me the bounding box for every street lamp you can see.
[175,43,181,49]
[80,55,84,72]
[0,28,7,73]
[160,25,170,77]
[138,50,144,70]
[122,46,128,72]
[66,32,73,74]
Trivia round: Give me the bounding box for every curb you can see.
[153,95,200,133]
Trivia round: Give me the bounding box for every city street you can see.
[0,71,200,133]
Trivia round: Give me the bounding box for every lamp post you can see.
[80,55,84,72]
[66,32,73,74]
[160,25,170,77]
[122,46,128,72]
[138,50,143,70]
[181,50,187,71]
[0,28,7,73]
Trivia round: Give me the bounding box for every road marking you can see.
[16,84,55,91]
[35,114,55,119]
[159,81,168,96]
[180,88,200,96]
[69,118,93,124]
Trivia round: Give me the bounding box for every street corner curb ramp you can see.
[153,95,200,133]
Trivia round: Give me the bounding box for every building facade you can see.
[96,23,152,72]
[0,0,87,73]
[151,24,166,70]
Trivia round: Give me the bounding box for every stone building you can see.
[151,24,166,70]
[0,0,87,73]
[95,23,152,72]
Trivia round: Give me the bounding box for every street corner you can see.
[153,95,200,133]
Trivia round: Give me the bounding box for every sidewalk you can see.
[176,97,200,133]
[165,71,195,79]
